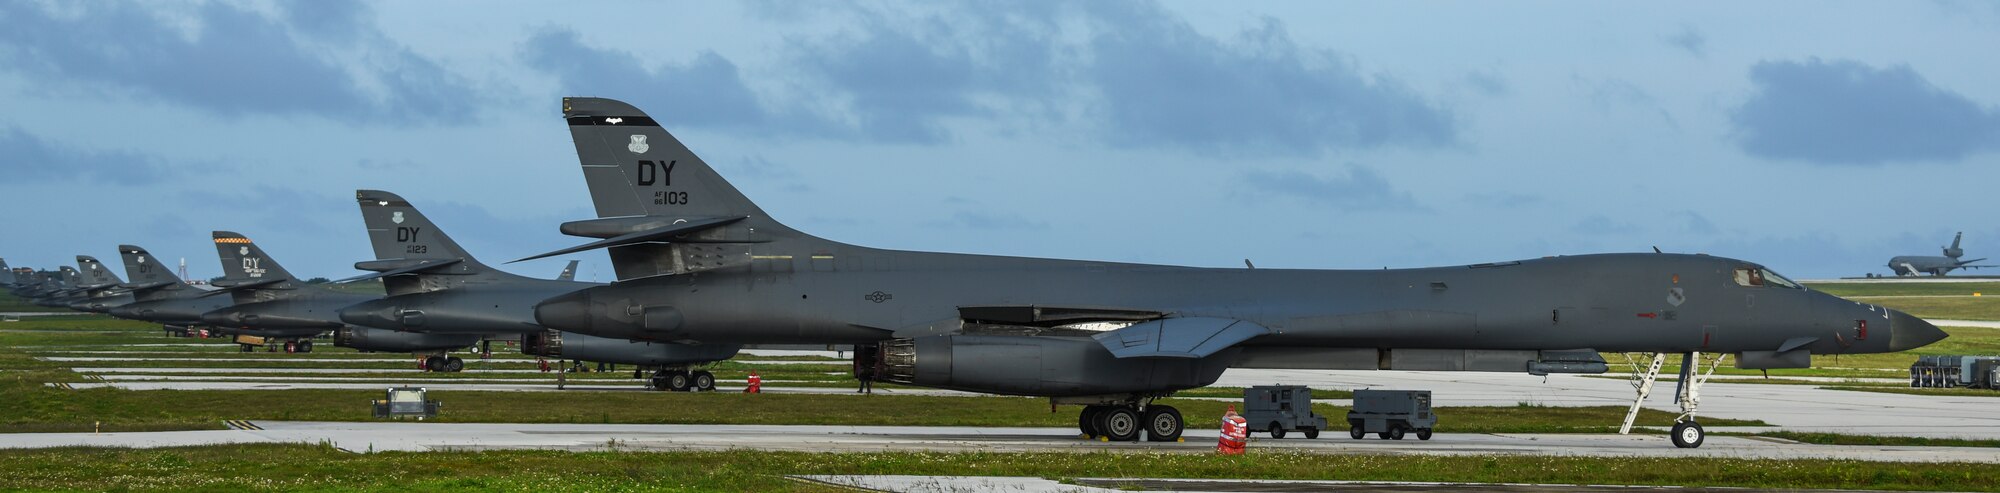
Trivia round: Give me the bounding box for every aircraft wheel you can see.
[240,344,254,353]
[1417,428,1433,441]
[1389,426,1407,440]
[1097,407,1140,442]
[1142,405,1183,442]
[1078,406,1104,437]
[1303,427,1320,439]
[443,357,465,373]
[1670,421,1705,449]
[298,341,313,353]
[692,371,715,391]
[424,356,445,372]
[648,374,669,391]
[1350,426,1365,440]
[1269,423,1287,439]
[666,371,693,392]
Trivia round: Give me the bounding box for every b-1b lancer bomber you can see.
[526,97,1945,448]
[1889,232,1993,276]
[199,232,482,361]
[336,190,738,386]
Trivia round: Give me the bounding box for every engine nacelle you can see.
[333,327,481,352]
[521,329,740,366]
[869,335,1236,397]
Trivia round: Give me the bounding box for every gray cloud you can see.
[1664,26,1706,57]
[0,127,164,185]
[743,1,1453,153]
[0,2,478,123]
[782,7,1068,144]
[1084,5,1456,155]
[1571,215,1639,235]
[1730,58,2000,165]
[1240,166,1423,212]
[522,28,786,131]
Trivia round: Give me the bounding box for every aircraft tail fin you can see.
[211,231,298,284]
[117,245,184,286]
[562,97,768,220]
[0,258,13,286]
[1946,232,1966,258]
[550,97,833,280]
[116,245,189,301]
[556,260,579,281]
[75,255,124,288]
[353,190,487,265]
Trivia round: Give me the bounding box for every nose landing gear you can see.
[1619,351,1725,448]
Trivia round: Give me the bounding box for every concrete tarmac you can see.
[1213,369,2000,440]
[1,421,1994,463]
[798,475,1945,493]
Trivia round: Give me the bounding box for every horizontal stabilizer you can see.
[336,258,465,283]
[117,281,177,291]
[199,278,287,297]
[1091,317,1269,359]
[510,216,745,263]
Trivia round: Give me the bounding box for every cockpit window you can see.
[1762,269,1801,289]
[1734,267,1802,289]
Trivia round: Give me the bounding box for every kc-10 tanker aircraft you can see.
[1888,232,1994,276]
[525,97,1947,448]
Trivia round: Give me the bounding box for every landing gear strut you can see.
[1071,397,1183,442]
[1620,351,1725,448]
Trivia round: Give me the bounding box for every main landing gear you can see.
[423,355,465,372]
[1620,351,1726,448]
[647,367,716,392]
[1072,397,1183,442]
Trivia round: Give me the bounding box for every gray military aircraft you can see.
[335,189,737,388]
[67,255,136,313]
[105,244,234,337]
[1888,232,1992,276]
[525,97,1946,448]
[31,266,84,308]
[199,231,483,360]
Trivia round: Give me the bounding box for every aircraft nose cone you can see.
[534,290,592,332]
[1888,310,1947,352]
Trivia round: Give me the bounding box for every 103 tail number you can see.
[638,160,689,206]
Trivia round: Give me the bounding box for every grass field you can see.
[2,294,1998,493]
[0,444,1993,492]
[1806,281,2000,297]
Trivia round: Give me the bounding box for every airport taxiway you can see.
[1,420,1994,463]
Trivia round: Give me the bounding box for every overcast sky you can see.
[4,1,1998,281]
